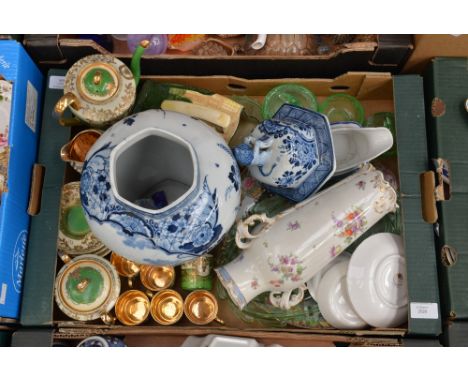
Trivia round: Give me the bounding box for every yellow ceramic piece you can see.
[161,90,243,143]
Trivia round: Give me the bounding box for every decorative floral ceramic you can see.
[215,165,397,309]
[80,109,241,266]
[77,336,126,347]
[234,104,336,202]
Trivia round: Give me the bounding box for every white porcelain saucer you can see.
[347,233,408,328]
[316,257,367,330]
[306,251,351,300]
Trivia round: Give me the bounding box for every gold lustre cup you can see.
[183,290,223,325]
[140,265,175,293]
[115,290,150,326]
[150,290,184,325]
[110,252,140,287]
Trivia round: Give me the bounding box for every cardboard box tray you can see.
[18,70,441,346]
[22,35,413,79]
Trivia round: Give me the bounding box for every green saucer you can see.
[65,204,90,237]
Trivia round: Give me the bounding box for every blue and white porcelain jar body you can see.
[80,110,241,266]
[77,336,126,347]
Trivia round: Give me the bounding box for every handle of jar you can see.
[101,312,116,325]
[235,213,275,249]
[54,92,82,127]
[269,285,306,310]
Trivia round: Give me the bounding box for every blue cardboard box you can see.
[0,41,43,320]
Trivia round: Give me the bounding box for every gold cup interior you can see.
[184,290,218,325]
[111,252,140,278]
[150,290,184,325]
[140,265,175,291]
[69,130,101,162]
[115,290,150,326]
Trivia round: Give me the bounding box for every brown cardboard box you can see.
[403,35,468,73]
[18,70,440,346]
[22,34,413,78]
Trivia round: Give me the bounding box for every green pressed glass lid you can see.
[55,255,120,321]
[319,93,365,125]
[262,84,318,120]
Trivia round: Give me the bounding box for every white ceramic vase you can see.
[215,165,397,309]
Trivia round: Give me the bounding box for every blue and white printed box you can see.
[0,41,43,320]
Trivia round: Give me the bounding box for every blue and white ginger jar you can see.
[233,104,336,202]
[80,109,241,266]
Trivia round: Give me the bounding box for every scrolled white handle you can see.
[235,213,275,249]
[269,285,306,310]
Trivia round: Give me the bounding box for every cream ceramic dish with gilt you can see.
[215,165,397,310]
[80,109,241,266]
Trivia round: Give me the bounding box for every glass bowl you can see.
[262,84,318,120]
[319,93,365,125]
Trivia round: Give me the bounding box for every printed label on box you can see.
[0,80,12,195]
[410,302,439,319]
[49,75,65,90]
[12,230,27,293]
[25,81,38,133]
[0,283,6,305]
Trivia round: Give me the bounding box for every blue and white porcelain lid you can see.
[248,104,336,189]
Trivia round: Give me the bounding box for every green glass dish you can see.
[366,112,397,157]
[262,84,318,120]
[319,93,365,125]
[231,95,263,123]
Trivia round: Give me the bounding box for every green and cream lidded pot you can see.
[54,255,120,323]
[54,41,149,127]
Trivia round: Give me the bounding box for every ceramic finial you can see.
[234,143,254,166]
